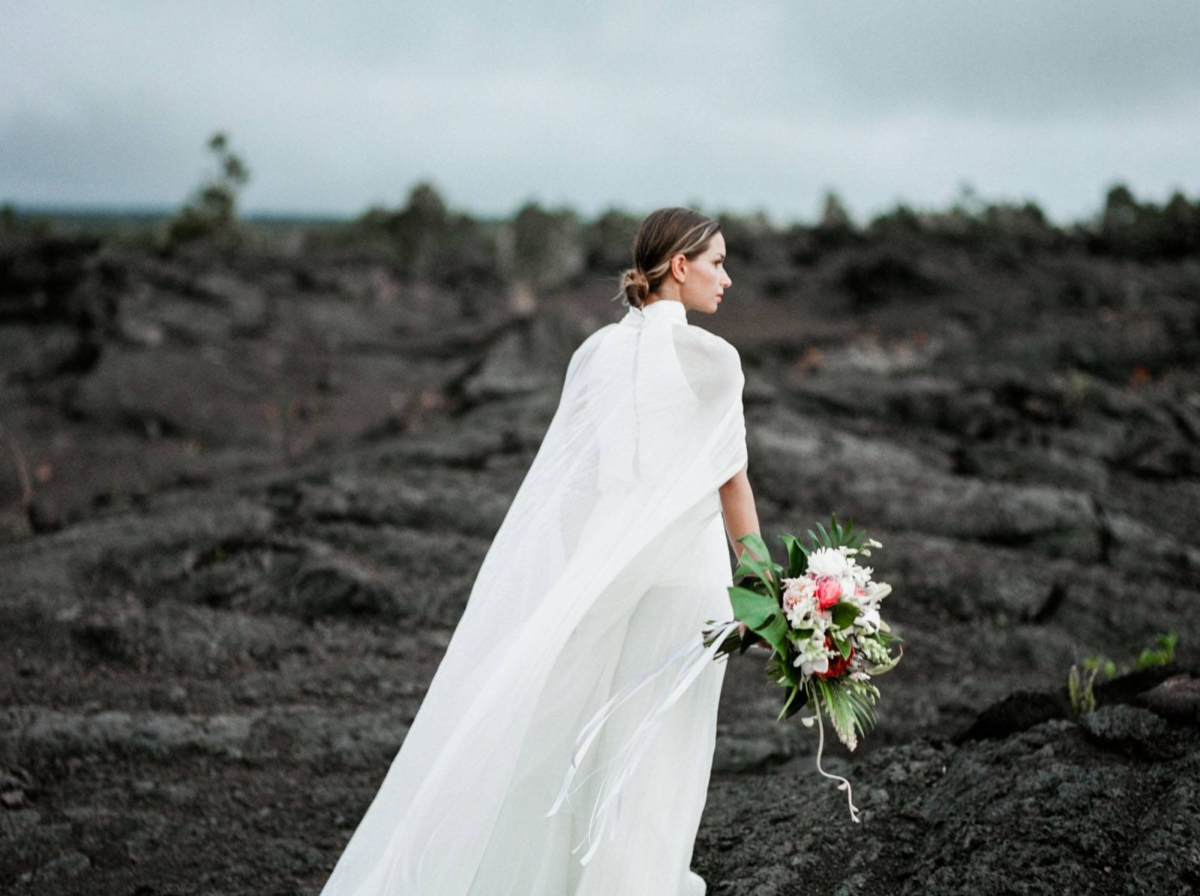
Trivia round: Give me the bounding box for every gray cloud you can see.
[1,0,1197,224]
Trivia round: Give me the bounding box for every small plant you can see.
[1068,631,1179,719]
[1067,662,1099,719]
[1135,632,1178,669]
[166,131,250,245]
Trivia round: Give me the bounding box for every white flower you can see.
[866,581,892,601]
[837,573,857,605]
[853,606,882,635]
[806,546,850,579]
[861,637,890,664]
[792,631,832,678]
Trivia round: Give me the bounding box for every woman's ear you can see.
[670,253,688,283]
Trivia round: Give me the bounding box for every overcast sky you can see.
[3,1,1198,224]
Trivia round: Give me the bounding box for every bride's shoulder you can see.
[675,324,742,374]
[561,321,618,384]
[571,322,617,361]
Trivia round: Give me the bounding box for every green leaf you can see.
[779,534,807,577]
[728,586,778,629]
[726,586,790,660]
[735,532,774,566]
[760,615,791,661]
[832,635,852,660]
[777,683,809,721]
[733,535,780,598]
[777,684,798,720]
[830,602,860,629]
[865,645,903,676]
[812,677,878,748]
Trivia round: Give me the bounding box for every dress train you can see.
[463,510,731,895]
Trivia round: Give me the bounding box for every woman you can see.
[319,207,762,895]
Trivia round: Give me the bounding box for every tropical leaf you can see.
[777,683,809,721]
[811,678,878,749]
[779,533,808,577]
[735,532,774,567]
[733,534,780,598]
[728,586,778,629]
[727,586,789,659]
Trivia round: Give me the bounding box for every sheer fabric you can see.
[319,299,748,895]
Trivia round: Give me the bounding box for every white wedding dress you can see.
[319,298,748,895]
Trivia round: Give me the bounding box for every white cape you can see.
[320,298,748,895]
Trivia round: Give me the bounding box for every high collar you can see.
[626,299,688,325]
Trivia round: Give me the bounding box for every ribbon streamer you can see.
[806,702,861,824]
[544,619,741,864]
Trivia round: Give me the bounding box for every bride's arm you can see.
[719,464,771,647]
[719,464,761,560]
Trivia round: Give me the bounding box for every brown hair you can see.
[617,207,721,308]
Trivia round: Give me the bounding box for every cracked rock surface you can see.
[1,223,1197,894]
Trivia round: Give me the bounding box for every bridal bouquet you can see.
[702,515,903,821]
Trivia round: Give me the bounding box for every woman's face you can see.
[677,232,732,314]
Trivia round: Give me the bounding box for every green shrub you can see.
[166,132,250,246]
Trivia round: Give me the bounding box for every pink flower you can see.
[815,576,841,609]
[783,577,815,611]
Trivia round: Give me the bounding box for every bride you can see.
[319,207,763,895]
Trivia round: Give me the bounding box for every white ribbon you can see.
[544,619,741,865]
[806,704,861,824]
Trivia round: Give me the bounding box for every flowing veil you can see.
[320,299,747,894]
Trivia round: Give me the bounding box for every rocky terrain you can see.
[1,202,1198,894]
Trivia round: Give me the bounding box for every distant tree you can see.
[353,181,500,296]
[508,201,584,289]
[866,202,922,239]
[580,207,639,272]
[981,200,1061,252]
[1158,190,1200,258]
[952,181,986,219]
[167,132,251,245]
[1092,182,1200,259]
[398,181,450,230]
[818,190,853,230]
[376,181,451,277]
[805,189,858,255]
[1101,183,1140,236]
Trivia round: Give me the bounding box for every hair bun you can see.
[622,268,650,307]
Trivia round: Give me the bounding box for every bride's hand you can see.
[737,621,770,650]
